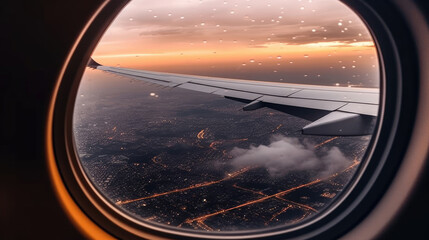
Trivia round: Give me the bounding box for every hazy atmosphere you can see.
[93,0,379,87]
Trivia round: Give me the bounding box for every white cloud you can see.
[230,135,350,178]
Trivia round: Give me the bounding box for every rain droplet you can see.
[129,18,133,21]
[338,22,343,26]
[304,54,309,58]
[300,6,305,10]
[249,59,255,63]
[180,16,185,19]
[230,10,235,14]
[312,29,316,32]
[277,56,282,59]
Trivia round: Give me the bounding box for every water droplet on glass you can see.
[338,22,343,26]
[304,54,309,58]
[277,56,282,59]
[312,29,316,32]
[129,18,133,21]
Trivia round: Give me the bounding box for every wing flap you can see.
[289,89,379,104]
[260,96,347,111]
[338,103,379,116]
[212,89,262,101]
[178,83,218,93]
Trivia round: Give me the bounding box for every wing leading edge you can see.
[88,58,379,136]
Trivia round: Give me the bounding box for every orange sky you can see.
[91,0,379,87]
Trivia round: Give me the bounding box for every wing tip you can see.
[88,58,102,69]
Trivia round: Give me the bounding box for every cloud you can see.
[230,135,350,178]
[106,0,373,46]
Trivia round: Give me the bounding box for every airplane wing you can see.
[88,58,379,136]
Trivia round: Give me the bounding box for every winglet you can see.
[88,58,102,69]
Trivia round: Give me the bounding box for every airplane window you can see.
[73,0,380,235]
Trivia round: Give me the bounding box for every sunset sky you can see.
[91,0,380,87]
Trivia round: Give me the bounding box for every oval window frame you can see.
[46,0,421,239]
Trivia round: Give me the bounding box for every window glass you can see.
[74,0,379,232]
